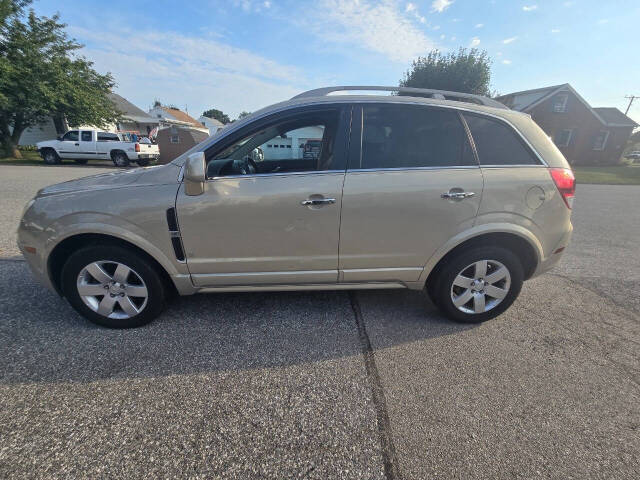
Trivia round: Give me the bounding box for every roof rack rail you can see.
[291,85,508,109]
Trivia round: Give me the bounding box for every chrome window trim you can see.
[205,169,345,182]
[178,97,548,168]
[346,165,479,173]
[479,164,548,169]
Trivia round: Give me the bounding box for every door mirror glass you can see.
[184,152,206,196]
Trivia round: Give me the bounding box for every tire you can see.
[136,158,150,167]
[61,245,166,328]
[429,246,524,323]
[42,148,61,165]
[112,151,130,167]
[74,158,89,165]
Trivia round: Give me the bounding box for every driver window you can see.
[62,131,79,142]
[206,110,341,178]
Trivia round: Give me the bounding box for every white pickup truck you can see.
[36,129,160,167]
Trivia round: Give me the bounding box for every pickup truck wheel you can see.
[136,158,150,167]
[74,158,88,165]
[61,245,166,328]
[112,152,130,167]
[42,149,61,165]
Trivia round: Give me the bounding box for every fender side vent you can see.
[166,207,185,261]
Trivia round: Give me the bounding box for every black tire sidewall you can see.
[112,153,129,167]
[61,245,165,328]
[43,149,60,164]
[432,246,524,323]
[136,158,150,167]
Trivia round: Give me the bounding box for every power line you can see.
[624,95,638,115]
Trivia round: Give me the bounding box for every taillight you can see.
[135,143,140,152]
[549,168,575,209]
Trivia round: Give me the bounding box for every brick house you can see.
[497,84,638,165]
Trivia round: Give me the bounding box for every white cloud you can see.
[502,36,518,44]
[451,36,456,40]
[263,1,271,7]
[233,0,271,12]
[551,28,561,33]
[451,18,461,22]
[502,59,512,64]
[307,0,437,63]
[469,37,481,47]
[563,1,575,6]
[440,34,446,39]
[597,18,609,24]
[67,26,305,118]
[475,23,484,28]
[522,5,538,11]
[431,0,454,13]
[405,2,416,12]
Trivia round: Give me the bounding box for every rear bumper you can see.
[530,223,573,278]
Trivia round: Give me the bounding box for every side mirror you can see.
[184,152,206,196]
[57,136,62,141]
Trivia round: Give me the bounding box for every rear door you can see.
[338,103,483,284]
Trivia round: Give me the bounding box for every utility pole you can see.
[624,95,638,115]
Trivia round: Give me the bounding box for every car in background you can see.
[37,129,160,167]
[624,151,640,161]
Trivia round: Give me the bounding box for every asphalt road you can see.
[1,166,638,479]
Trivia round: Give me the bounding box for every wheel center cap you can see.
[109,283,123,295]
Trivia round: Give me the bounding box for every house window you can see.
[552,94,569,113]
[592,130,609,151]
[554,129,573,147]
[170,135,180,144]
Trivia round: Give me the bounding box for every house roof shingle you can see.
[592,107,638,127]
[108,93,153,121]
[160,106,202,128]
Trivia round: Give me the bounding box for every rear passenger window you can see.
[463,114,540,165]
[356,105,476,169]
[81,131,92,141]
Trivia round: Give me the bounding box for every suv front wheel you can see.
[429,246,524,323]
[61,245,166,328]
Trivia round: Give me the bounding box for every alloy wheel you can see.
[450,259,511,314]
[76,261,148,319]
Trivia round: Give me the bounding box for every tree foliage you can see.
[400,48,492,97]
[0,1,120,157]
[236,111,251,121]
[202,108,230,125]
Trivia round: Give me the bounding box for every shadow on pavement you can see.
[0,261,473,384]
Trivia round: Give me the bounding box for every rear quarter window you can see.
[463,113,540,166]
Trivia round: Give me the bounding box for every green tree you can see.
[0,4,120,157]
[202,108,230,125]
[400,48,492,96]
[236,111,251,121]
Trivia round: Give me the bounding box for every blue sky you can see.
[31,0,640,123]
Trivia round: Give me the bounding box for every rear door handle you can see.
[301,198,336,206]
[441,191,475,199]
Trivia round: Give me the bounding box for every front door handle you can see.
[441,191,475,199]
[74,143,79,146]
[301,198,336,206]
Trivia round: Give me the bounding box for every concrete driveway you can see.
[1,166,638,479]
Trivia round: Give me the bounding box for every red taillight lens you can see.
[549,168,575,209]
[135,143,140,152]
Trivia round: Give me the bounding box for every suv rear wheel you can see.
[429,246,524,323]
[61,245,166,328]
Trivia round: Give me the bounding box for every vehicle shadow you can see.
[0,261,473,384]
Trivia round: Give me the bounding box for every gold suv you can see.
[18,86,575,328]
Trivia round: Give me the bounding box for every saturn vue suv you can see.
[17,86,575,328]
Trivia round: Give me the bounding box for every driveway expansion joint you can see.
[349,291,402,480]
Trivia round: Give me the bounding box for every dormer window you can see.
[552,93,569,113]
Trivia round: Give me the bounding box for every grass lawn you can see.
[0,150,44,166]
[573,165,640,185]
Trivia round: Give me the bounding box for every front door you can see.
[339,104,484,284]
[58,130,82,159]
[176,105,350,287]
